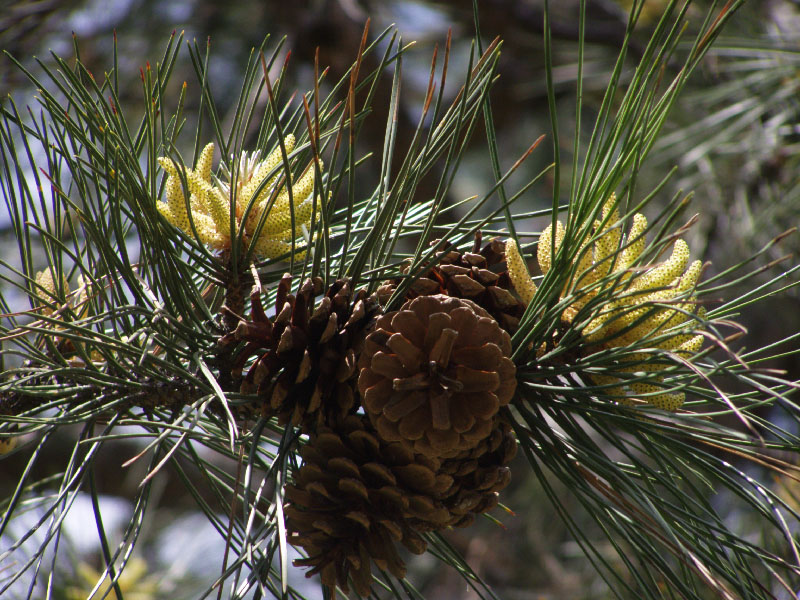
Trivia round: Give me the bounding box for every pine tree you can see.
[1,2,799,598]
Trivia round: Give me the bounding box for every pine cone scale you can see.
[386,332,423,370]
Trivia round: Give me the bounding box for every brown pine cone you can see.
[221,274,380,430]
[285,416,454,596]
[358,294,517,459]
[376,234,526,334]
[439,421,518,528]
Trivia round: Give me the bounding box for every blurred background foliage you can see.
[1,0,798,598]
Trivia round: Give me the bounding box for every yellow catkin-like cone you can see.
[660,332,704,355]
[195,143,215,183]
[157,200,224,247]
[156,135,317,261]
[35,269,69,316]
[536,220,596,311]
[505,239,537,305]
[567,238,599,311]
[259,198,316,239]
[591,373,632,404]
[251,235,306,260]
[593,197,622,278]
[630,379,684,412]
[629,239,690,295]
[240,135,296,210]
[620,259,704,347]
[618,212,647,273]
[158,167,192,234]
[192,212,227,248]
[258,161,321,235]
[537,221,565,275]
[75,273,96,319]
[205,187,233,238]
[159,150,213,203]
[508,194,706,411]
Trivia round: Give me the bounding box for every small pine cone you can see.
[358,294,517,459]
[439,421,517,528]
[223,274,380,430]
[376,234,526,334]
[285,416,453,596]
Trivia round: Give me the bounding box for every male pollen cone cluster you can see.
[506,194,706,410]
[155,135,321,259]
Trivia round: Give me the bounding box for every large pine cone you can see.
[358,294,516,459]
[285,416,454,596]
[222,274,379,430]
[439,421,517,528]
[376,234,526,334]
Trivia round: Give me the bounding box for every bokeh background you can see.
[2,0,799,598]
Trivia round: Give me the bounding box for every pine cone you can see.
[376,234,526,334]
[222,274,380,430]
[439,421,517,528]
[358,294,516,459]
[285,416,453,596]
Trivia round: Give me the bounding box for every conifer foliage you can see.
[1,3,799,599]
